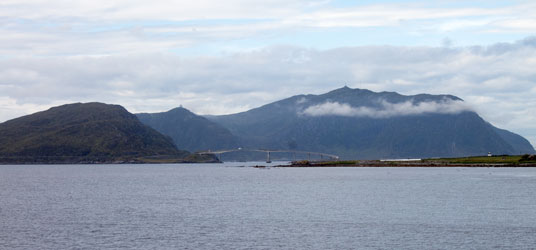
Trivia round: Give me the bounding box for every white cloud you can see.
[292,5,507,28]
[296,97,308,104]
[1,38,535,146]
[493,19,536,30]
[1,1,535,56]
[0,0,306,20]
[1,1,535,148]
[301,99,472,118]
[0,96,69,122]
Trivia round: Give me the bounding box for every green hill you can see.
[0,102,198,164]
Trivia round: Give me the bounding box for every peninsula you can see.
[280,155,536,167]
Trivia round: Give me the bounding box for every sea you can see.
[1,162,535,249]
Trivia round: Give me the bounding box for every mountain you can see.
[208,87,535,159]
[0,102,198,164]
[136,107,239,152]
[491,126,536,154]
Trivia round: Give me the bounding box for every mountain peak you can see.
[136,107,240,152]
[0,102,188,163]
[168,106,191,113]
[332,85,356,92]
[207,87,535,159]
[326,85,374,94]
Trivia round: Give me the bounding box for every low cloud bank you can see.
[302,99,472,118]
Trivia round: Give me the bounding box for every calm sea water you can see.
[1,163,536,249]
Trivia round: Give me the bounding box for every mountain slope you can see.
[0,102,191,163]
[137,107,239,152]
[492,126,536,155]
[209,87,535,159]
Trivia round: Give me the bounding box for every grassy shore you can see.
[0,153,219,164]
[281,155,536,167]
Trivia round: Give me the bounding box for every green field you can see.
[289,154,536,167]
[423,155,536,164]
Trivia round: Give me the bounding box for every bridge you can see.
[196,148,339,163]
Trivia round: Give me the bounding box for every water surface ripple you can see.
[1,163,535,249]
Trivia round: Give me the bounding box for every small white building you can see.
[487,152,492,157]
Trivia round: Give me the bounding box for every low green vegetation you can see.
[423,155,536,164]
[519,154,536,162]
[320,160,360,165]
[135,153,218,163]
[291,160,361,166]
[288,155,536,167]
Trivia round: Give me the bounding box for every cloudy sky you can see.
[1,0,535,145]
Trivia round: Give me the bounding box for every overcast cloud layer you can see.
[2,0,536,56]
[1,0,535,146]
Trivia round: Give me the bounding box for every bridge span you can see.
[196,148,339,163]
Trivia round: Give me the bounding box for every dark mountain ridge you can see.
[207,87,534,159]
[136,107,239,152]
[0,102,205,164]
[19,88,528,162]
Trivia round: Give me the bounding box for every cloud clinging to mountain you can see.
[1,39,535,136]
[1,0,536,146]
[302,99,472,118]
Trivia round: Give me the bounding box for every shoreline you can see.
[275,160,536,168]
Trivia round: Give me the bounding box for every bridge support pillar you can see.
[266,151,271,163]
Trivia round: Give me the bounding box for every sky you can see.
[1,0,535,146]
